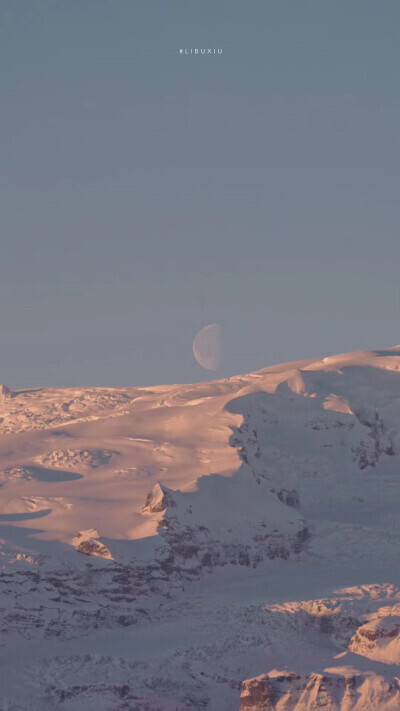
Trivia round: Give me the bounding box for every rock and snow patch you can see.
[72,530,114,560]
[1,466,34,481]
[239,670,400,711]
[37,448,117,470]
[142,482,177,513]
[150,471,309,572]
[0,386,134,434]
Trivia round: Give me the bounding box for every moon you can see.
[192,323,223,371]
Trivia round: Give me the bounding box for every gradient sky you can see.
[1,0,399,387]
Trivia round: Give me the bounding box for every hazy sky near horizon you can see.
[1,0,399,386]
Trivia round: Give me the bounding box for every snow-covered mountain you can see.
[2,346,400,709]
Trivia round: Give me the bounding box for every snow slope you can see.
[2,346,400,709]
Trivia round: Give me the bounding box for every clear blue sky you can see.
[1,1,399,386]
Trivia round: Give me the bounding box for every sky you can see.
[1,0,399,387]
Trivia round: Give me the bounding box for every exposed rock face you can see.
[349,616,400,662]
[352,616,400,643]
[240,675,274,710]
[352,409,395,469]
[276,488,299,508]
[142,482,177,513]
[0,383,11,399]
[239,671,400,710]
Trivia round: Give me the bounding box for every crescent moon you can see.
[192,324,223,371]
